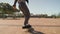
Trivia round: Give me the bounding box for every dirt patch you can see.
[0,18,60,34]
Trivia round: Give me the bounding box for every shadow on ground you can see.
[26,27,44,34]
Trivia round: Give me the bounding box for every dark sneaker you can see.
[22,24,32,29]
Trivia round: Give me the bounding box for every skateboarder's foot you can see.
[22,24,32,29]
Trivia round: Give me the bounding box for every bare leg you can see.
[19,2,30,25]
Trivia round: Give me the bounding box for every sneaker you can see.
[22,24,32,29]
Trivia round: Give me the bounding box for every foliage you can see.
[0,3,19,14]
[0,3,20,18]
[57,12,60,18]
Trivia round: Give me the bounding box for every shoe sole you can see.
[22,26,32,29]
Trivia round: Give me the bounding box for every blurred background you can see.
[0,0,60,19]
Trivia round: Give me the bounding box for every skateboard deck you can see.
[23,27,44,34]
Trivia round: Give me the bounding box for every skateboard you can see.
[22,26,44,34]
[22,26,35,34]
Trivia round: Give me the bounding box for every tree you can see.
[0,3,20,18]
[57,12,60,18]
[51,14,56,18]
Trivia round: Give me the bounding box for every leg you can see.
[19,2,30,25]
